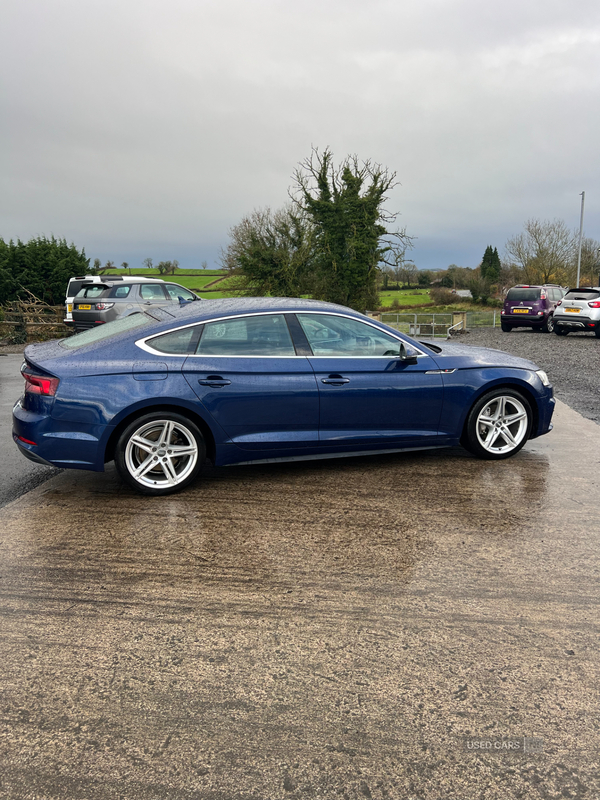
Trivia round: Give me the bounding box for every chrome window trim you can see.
[135,310,429,358]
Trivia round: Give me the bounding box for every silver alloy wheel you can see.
[124,419,199,489]
[545,315,555,333]
[475,395,529,455]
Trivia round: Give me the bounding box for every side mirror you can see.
[399,343,418,365]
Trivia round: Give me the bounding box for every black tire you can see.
[463,388,532,461]
[501,322,512,332]
[595,327,600,339]
[541,315,554,333]
[115,411,206,495]
[554,327,569,336]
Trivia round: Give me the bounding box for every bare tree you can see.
[504,219,575,285]
[143,257,153,270]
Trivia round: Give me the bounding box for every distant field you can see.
[378,290,431,307]
[93,270,228,292]
[99,268,225,277]
[196,291,236,300]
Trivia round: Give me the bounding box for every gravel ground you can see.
[455,327,600,424]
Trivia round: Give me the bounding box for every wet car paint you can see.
[13,298,555,474]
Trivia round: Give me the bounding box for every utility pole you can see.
[576,191,585,287]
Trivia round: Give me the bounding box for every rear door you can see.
[182,313,319,450]
[139,283,170,309]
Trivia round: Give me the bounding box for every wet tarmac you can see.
[0,399,599,799]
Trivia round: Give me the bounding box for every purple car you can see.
[501,284,565,333]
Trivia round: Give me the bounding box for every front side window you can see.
[140,284,167,300]
[297,314,404,357]
[196,314,295,356]
[165,284,196,301]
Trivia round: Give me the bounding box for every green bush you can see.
[429,287,463,305]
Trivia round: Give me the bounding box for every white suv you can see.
[553,287,600,337]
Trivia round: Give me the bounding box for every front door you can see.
[295,313,444,446]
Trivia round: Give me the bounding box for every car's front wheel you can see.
[115,412,206,495]
[464,389,532,460]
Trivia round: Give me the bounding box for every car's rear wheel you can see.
[554,327,569,336]
[595,327,600,339]
[464,389,532,460]
[501,322,512,332]
[541,314,555,333]
[115,412,206,495]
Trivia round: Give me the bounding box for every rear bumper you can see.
[12,401,107,471]
[553,314,597,330]
[502,313,547,326]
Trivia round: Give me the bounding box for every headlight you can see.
[536,370,550,386]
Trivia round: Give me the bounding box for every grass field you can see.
[95,269,228,292]
[378,290,431,307]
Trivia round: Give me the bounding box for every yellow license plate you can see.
[565,307,580,313]
[512,308,529,313]
[67,304,73,312]
[78,304,91,310]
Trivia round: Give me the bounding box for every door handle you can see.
[198,376,231,388]
[322,375,350,385]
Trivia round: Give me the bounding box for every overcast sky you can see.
[2,0,599,270]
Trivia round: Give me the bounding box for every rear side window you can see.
[564,289,600,300]
[110,285,131,298]
[147,326,203,354]
[197,314,295,356]
[506,288,541,302]
[76,285,107,299]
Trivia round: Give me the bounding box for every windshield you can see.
[59,313,153,349]
[506,288,541,302]
[76,285,109,299]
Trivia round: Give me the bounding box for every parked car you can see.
[71,277,201,332]
[552,287,600,337]
[64,275,114,326]
[13,298,555,496]
[500,284,565,332]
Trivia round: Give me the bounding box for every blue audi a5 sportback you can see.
[13,298,555,495]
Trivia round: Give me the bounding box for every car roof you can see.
[159,296,367,324]
[87,276,166,285]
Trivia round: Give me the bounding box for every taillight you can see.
[556,300,562,306]
[95,302,114,311]
[588,301,600,308]
[21,367,60,396]
[17,435,37,446]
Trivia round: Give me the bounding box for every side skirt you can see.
[229,445,450,466]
